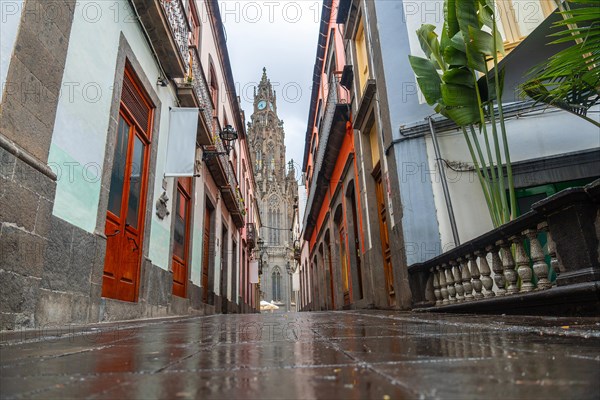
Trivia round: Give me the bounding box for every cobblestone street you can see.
[1,310,599,399]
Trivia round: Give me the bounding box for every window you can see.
[209,65,218,111]
[354,17,369,96]
[496,0,555,48]
[256,148,262,172]
[272,268,282,302]
[187,0,200,48]
[268,196,280,245]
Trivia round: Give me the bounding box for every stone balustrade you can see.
[409,180,600,316]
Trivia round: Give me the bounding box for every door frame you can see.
[101,63,154,302]
[172,177,193,298]
[94,37,163,305]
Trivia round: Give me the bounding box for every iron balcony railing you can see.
[160,0,189,65]
[189,49,214,129]
[160,0,244,222]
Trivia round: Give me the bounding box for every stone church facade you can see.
[248,69,298,312]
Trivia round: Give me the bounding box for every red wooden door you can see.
[102,66,153,302]
[172,177,192,298]
[374,166,395,306]
[202,206,212,303]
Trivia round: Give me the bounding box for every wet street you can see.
[1,310,599,399]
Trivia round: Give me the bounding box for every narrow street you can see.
[2,310,599,399]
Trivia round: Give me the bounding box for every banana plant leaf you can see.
[408,55,442,106]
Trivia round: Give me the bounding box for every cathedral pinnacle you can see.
[261,67,268,83]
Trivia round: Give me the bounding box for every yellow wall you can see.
[355,19,369,96]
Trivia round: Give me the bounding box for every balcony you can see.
[408,180,600,316]
[302,74,351,240]
[133,0,189,79]
[176,49,213,145]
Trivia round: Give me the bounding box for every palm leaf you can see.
[522,0,600,123]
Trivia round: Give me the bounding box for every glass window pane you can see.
[126,135,145,228]
[173,191,186,259]
[512,0,546,38]
[107,117,130,217]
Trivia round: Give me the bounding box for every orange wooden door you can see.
[374,167,395,306]
[103,66,153,302]
[172,177,192,298]
[202,206,212,303]
[326,244,335,309]
[103,113,150,302]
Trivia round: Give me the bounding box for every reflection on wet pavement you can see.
[1,310,599,399]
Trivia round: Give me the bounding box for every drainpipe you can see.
[427,117,460,246]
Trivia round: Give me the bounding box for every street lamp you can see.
[202,125,238,160]
[256,237,265,275]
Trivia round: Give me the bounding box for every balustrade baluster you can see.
[512,235,534,292]
[540,222,562,279]
[476,249,494,297]
[458,257,473,301]
[468,253,483,299]
[444,263,456,303]
[451,260,464,302]
[432,267,442,306]
[498,240,518,294]
[438,265,449,305]
[525,228,552,290]
[487,245,506,296]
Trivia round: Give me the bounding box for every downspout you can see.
[427,117,460,246]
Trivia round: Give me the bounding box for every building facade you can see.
[0,0,260,331]
[248,69,298,312]
[299,0,599,312]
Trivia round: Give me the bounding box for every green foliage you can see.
[407,0,518,227]
[522,0,600,127]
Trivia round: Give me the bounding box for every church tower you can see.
[248,68,298,311]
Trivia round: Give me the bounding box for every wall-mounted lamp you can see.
[202,125,238,161]
[157,77,169,87]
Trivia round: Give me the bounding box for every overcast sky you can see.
[221,1,322,182]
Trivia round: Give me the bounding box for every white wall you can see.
[49,0,178,270]
[429,108,600,247]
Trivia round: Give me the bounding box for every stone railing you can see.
[408,180,600,315]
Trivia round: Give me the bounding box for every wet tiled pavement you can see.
[1,310,599,399]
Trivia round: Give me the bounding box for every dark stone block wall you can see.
[0,147,57,330]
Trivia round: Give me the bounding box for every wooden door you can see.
[102,67,152,302]
[339,226,351,306]
[202,206,212,303]
[172,177,192,298]
[326,244,335,309]
[349,189,363,299]
[374,166,395,306]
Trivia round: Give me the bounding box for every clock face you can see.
[257,100,267,110]
[269,102,274,111]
